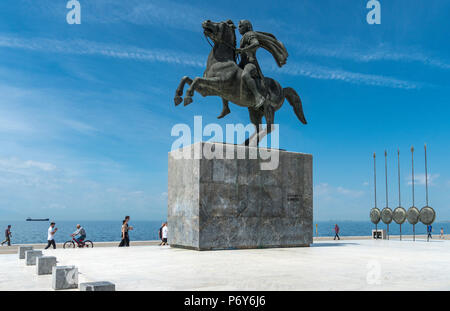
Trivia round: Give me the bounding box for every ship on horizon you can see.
[26,217,50,222]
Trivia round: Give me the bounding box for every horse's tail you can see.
[283,87,307,124]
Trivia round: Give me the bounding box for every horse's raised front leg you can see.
[184,77,221,106]
[174,76,193,106]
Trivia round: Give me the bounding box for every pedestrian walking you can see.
[158,222,164,246]
[334,224,340,240]
[45,222,58,249]
[427,225,433,241]
[1,225,12,246]
[119,216,133,247]
[161,222,168,246]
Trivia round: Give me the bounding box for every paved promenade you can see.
[0,240,160,255]
[1,235,446,255]
[1,238,449,291]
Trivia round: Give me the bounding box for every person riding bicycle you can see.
[71,224,86,245]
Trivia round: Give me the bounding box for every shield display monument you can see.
[168,20,313,250]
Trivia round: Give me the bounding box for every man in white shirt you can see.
[45,222,58,249]
[161,222,168,246]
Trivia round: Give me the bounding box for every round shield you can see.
[419,206,436,225]
[406,206,420,225]
[381,207,393,224]
[393,206,407,224]
[370,208,381,224]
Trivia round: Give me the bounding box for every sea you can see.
[0,220,164,244]
[0,220,448,244]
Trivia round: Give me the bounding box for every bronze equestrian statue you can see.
[174,19,307,146]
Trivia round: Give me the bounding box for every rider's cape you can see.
[248,31,289,67]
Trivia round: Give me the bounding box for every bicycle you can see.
[63,236,94,248]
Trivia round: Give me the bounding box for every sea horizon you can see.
[1,220,448,245]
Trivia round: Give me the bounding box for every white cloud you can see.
[23,160,56,172]
[270,62,422,90]
[0,35,204,67]
[314,182,369,221]
[82,0,450,73]
[62,119,99,135]
[336,186,364,198]
[0,34,423,90]
[0,157,63,192]
[0,156,166,220]
[315,183,331,196]
[291,41,450,71]
[315,183,365,200]
[0,157,56,173]
[408,173,440,186]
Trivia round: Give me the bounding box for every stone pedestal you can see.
[52,266,78,290]
[36,256,57,275]
[168,142,313,250]
[18,246,33,259]
[80,281,116,291]
[25,250,42,265]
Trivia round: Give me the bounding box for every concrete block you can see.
[36,256,57,275]
[52,266,78,290]
[25,250,42,265]
[80,281,116,291]
[168,142,313,250]
[18,246,33,259]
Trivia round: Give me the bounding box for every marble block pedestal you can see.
[80,281,116,291]
[25,250,42,265]
[37,256,57,275]
[168,142,313,251]
[18,246,33,259]
[52,266,78,290]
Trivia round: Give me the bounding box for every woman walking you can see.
[119,216,133,247]
[334,224,340,240]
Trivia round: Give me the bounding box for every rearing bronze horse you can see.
[174,20,307,146]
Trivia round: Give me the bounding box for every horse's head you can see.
[202,19,236,48]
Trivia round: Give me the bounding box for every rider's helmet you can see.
[238,20,253,32]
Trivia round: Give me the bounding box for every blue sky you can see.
[0,0,449,221]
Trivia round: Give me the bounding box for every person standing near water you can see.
[161,223,168,246]
[1,225,12,246]
[45,222,58,249]
[427,225,433,240]
[119,220,127,247]
[158,222,164,246]
[119,216,133,247]
[334,224,340,240]
[440,227,444,239]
